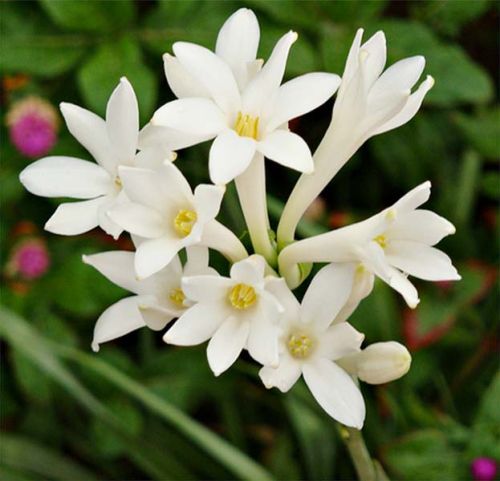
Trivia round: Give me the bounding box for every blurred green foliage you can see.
[1,1,498,480]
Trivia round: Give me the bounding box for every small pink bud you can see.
[471,457,497,481]
[6,238,50,280]
[6,96,59,158]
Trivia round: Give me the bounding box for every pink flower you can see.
[6,96,59,158]
[6,238,50,280]
[471,458,497,481]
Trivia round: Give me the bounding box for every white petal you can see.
[338,29,364,96]
[139,122,208,152]
[91,296,147,352]
[387,208,455,246]
[45,197,108,235]
[140,305,175,331]
[242,31,298,116]
[257,130,313,173]
[215,8,260,90]
[303,358,365,429]
[209,130,256,185]
[164,302,227,346]
[246,315,279,367]
[393,181,431,213]
[373,75,434,135]
[193,184,225,222]
[20,156,111,199]
[152,98,226,137]
[60,103,116,172]
[230,255,266,286]
[259,355,301,392]
[387,268,420,308]
[360,31,386,88]
[108,202,165,238]
[173,41,240,115]
[264,277,301,328]
[315,323,364,361]
[207,317,250,376]
[181,275,233,303]
[386,241,460,281]
[163,53,209,99]
[135,236,184,279]
[301,263,356,331]
[106,77,139,164]
[266,73,341,132]
[184,245,210,275]
[134,146,171,171]
[97,193,124,240]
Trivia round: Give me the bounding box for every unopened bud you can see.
[354,341,411,384]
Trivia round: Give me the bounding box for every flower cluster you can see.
[19,9,460,429]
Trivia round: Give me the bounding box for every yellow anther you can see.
[385,209,396,221]
[373,234,388,249]
[173,209,197,237]
[228,283,257,310]
[356,264,366,275]
[169,287,186,307]
[114,176,122,187]
[288,333,313,359]
[234,112,259,139]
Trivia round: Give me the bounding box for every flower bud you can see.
[471,457,497,481]
[354,341,411,384]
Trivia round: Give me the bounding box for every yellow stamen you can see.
[288,333,313,359]
[169,287,186,307]
[373,234,388,249]
[228,283,257,310]
[173,209,197,237]
[114,176,122,187]
[234,112,259,139]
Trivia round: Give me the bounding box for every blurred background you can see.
[1,1,498,480]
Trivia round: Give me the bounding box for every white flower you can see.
[279,181,460,307]
[107,162,228,279]
[19,77,173,239]
[83,246,215,352]
[152,28,341,184]
[164,255,284,376]
[338,341,411,385]
[277,29,434,247]
[259,263,366,429]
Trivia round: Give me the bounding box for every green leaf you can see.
[481,172,500,200]
[453,150,482,226]
[77,37,157,123]
[0,434,98,481]
[40,0,135,32]
[320,0,387,25]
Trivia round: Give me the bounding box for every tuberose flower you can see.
[19,78,173,239]
[83,246,215,352]
[164,255,283,375]
[279,181,460,306]
[259,263,366,429]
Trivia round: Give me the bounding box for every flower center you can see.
[234,112,259,139]
[373,234,388,249]
[228,283,257,310]
[169,287,186,307]
[288,333,314,359]
[114,176,122,187]
[173,209,197,237]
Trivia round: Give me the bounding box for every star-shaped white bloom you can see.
[83,246,215,352]
[107,163,225,279]
[151,28,341,184]
[279,181,460,306]
[19,77,173,239]
[259,263,367,429]
[164,255,284,376]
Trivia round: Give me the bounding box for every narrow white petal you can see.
[259,355,301,392]
[152,98,226,137]
[387,268,420,308]
[181,275,233,303]
[338,28,364,97]
[91,296,147,352]
[108,202,165,238]
[20,156,111,199]
[373,75,434,135]
[257,130,313,173]
[230,255,266,286]
[184,245,210,274]
[140,305,175,331]
[209,130,256,185]
[360,31,386,88]
[135,236,184,279]
[207,317,250,376]
[193,184,225,223]
[393,181,431,213]
[97,194,124,240]
[106,77,139,164]
[387,208,455,246]
[266,73,341,132]
[315,323,365,361]
[139,122,209,152]
[386,241,460,281]
[247,315,280,367]
[60,102,116,172]
[301,263,356,331]
[163,53,209,99]
[173,41,240,115]
[164,302,226,346]
[45,197,107,235]
[242,31,298,116]
[264,277,301,327]
[303,358,365,429]
[215,8,260,90]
